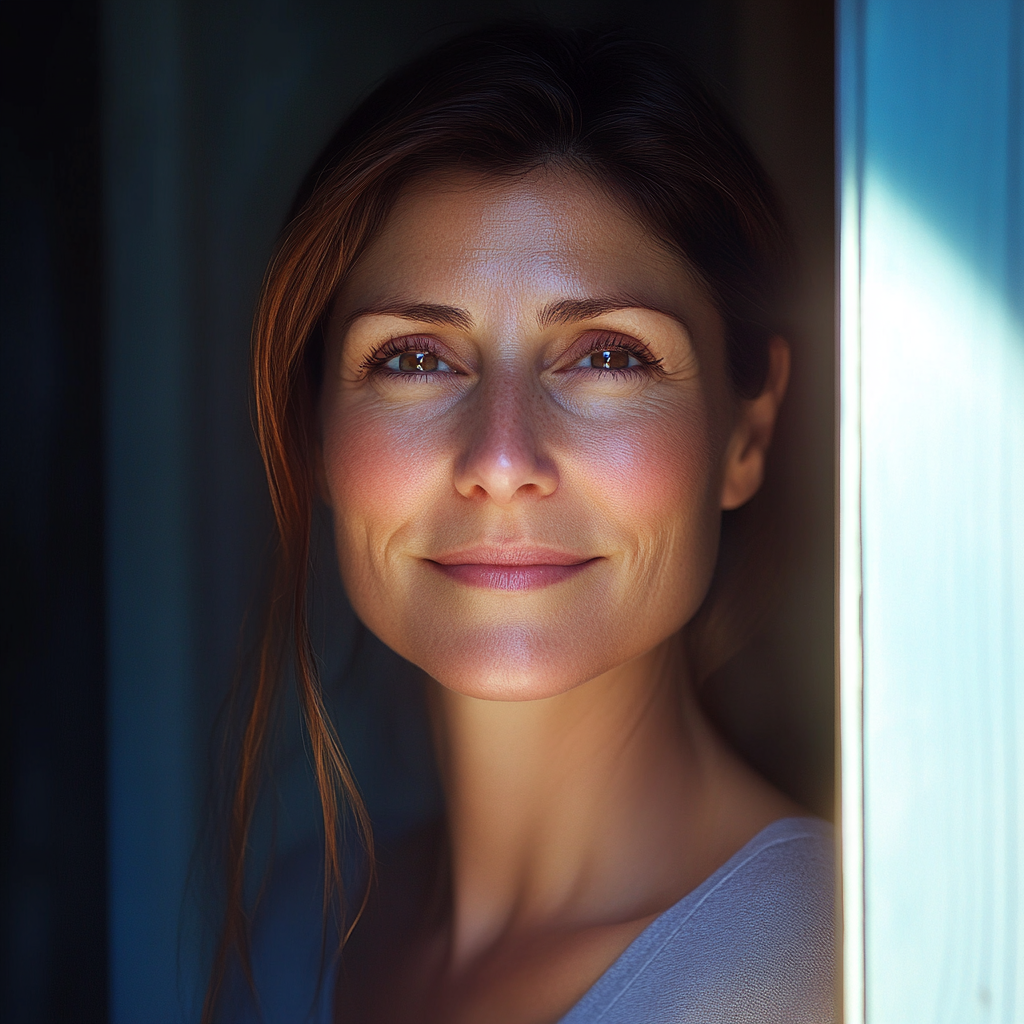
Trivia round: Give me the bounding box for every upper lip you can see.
[428,546,596,566]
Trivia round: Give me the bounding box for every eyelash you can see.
[360,335,451,377]
[569,332,664,377]
[359,331,663,379]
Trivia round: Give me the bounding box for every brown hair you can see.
[204,21,789,1019]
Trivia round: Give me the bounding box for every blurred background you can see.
[0,1,834,1021]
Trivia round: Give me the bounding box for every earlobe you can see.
[719,336,790,511]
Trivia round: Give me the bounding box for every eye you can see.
[382,349,453,373]
[574,348,642,371]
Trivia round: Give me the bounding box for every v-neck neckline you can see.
[557,816,829,1023]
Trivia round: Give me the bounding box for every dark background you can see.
[0,1,834,1021]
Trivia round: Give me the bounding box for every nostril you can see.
[452,380,559,502]
[454,436,559,503]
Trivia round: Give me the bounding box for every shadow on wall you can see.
[1,4,107,1023]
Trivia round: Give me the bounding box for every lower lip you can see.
[431,560,597,591]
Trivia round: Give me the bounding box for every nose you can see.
[453,367,559,503]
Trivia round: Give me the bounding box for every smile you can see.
[427,548,601,591]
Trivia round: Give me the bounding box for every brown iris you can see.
[590,349,630,370]
[398,351,439,372]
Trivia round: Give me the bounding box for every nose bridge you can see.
[454,357,558,503]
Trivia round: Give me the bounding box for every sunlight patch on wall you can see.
[858,167,1024,1023]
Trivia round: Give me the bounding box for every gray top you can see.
[227,816,834,1023]
[558,816,835,1023]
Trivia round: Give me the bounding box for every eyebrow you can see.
[342,296,690,333]
[537,296,688,329]
[341,302,474,333]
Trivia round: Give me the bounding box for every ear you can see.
[720,335,790,511]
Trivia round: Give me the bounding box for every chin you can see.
[398,622,614,702]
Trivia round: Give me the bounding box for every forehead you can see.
[337,168,711,316]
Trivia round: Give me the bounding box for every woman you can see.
[207,22,834,1024]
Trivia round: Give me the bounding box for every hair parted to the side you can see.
[204,20,790,1019]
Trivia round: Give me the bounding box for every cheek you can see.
[321,400,444,576]
[565,396,723,630]
[568,398,719,533]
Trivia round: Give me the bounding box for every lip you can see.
[427,547,600,591]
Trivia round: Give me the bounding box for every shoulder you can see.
[563,817,836,1024]
[674,815,836,1015]
[699,816,835,937]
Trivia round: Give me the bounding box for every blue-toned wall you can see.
[840,1,1024,1020]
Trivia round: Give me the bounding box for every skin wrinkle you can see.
[320,166,793,1023]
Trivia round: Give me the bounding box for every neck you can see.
[427,637,764,968]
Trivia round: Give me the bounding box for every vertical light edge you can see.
[837,0,866,1020]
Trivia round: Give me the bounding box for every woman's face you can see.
[321,168,759,701]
